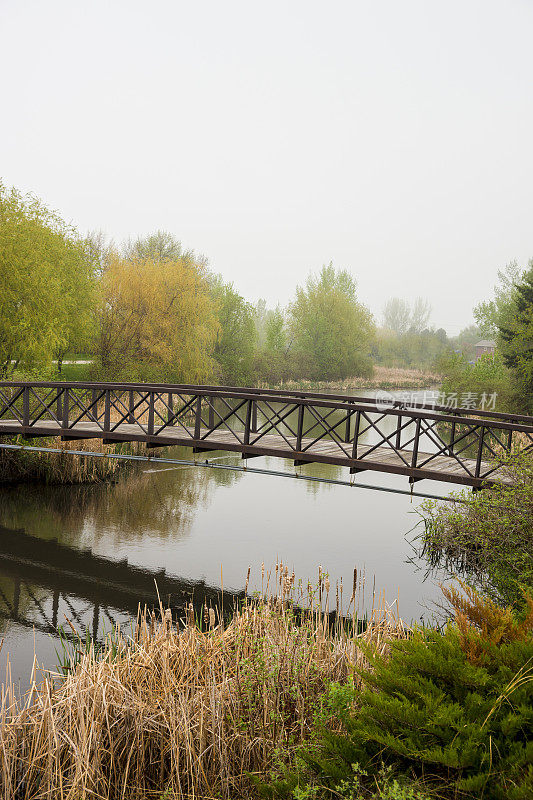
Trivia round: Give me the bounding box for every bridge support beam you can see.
[193,445,220,454]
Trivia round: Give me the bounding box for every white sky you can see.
[1,0,532,335]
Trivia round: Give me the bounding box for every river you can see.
[0,388,459,690]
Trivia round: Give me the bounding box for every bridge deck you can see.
[0,419,513,486]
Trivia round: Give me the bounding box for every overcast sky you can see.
[1,0,532,334]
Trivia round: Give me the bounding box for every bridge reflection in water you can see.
[0,525,244,643]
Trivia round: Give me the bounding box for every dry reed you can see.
[0,436,144,485]
[0,569,406,800]
[270,365,441,393]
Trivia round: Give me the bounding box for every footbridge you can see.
[1,381,532,488]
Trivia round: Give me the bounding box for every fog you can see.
[1,0,532,333]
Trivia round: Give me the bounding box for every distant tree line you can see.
[5,181,528,395]
[0,184,377,385]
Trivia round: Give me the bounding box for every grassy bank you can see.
[0,436,140,484]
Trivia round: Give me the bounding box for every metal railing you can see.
[1,381,532,486]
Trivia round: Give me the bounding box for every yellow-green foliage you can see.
[95,251,219,382]
[0,182,94,376]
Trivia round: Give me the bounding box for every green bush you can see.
[436,351,516,413]
[269,588,533,800]
[420,454,533,606]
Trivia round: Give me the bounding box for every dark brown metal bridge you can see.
[1,381,532,488]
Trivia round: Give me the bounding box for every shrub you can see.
[420,454,533,606]
[273,585,533,800]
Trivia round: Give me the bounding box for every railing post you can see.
[344,406,352,443]
[208,396,215,429]
[167,392,173,424]
[56,389,62,422]
[411,417,421,470]
[91,389,98,421]
[395,414,402,450]
[62,388,70,429]
[129,390,135,424]
[251,400,258,433]
[244,399,252,445]
[22,386,30,427]
[507,427,513,454]
[148,392,155,435]
[475,425,485,478]
[194,394,202,440]
[449,415,456,456]
[104,390,111,433]
[351,410,361,460]
[296,402,304,451]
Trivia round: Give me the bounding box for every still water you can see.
[0,389,457,689]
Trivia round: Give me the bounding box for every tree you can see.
[289,264,374,380]
[265,306,286,354]
[474,261,523,337]
[122,230,206,266]
[382,297,411,335]
[409,296,432,333]
[95,252,218,382]
[0,182,94,377]
[451,324,485,360]
[498,262,533,413]
[211,277,256,385]
[383,296,432,335]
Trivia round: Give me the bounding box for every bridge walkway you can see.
[0,417,513,486]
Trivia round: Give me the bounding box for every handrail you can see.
[1,380,532,429]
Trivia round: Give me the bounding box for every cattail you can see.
[352,567,358,599]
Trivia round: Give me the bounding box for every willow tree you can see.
[96,252,219,382]
[0,182,94,377]
[289,264,375,380]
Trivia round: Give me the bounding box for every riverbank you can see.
[0,578,406,799]
[262,365,441,393]
[1,576,530,800]
[0,435,139,484]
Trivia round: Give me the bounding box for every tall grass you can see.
[0,435,141,484]
[268,365,441,393]
[0,569,405,799]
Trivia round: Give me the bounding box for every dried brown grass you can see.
[0,436,144,485]
[274,365,441,393]
[0,570,406,799]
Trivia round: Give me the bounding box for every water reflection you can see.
[0,391,460,688]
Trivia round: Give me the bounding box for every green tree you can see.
[498,263,533,413]
[289,264,374,380]
[474,261,523,337]
[0,182,93,377]
[211,277,256,385]
[265,306,286,354]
